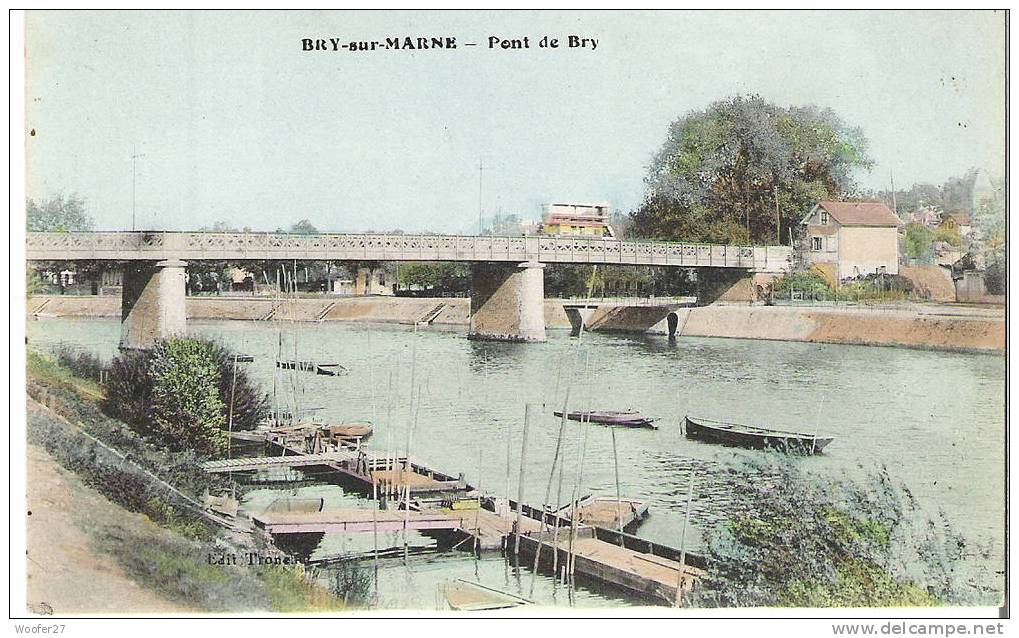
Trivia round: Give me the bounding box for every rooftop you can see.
[811,201,903,227]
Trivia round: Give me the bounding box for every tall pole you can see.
[227,356,238,494]
[514,403,534,557]
[890,170,898,217]
[130,147,146,231]
[478,158,484,236]
[674,473,695,607]
[611,428,624,546]
[773,186,781,246]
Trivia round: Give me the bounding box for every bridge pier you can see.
[468,261,546,343]
[563,306,596,337]
[120,259,188,350]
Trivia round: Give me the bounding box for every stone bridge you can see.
[27,231,792,346]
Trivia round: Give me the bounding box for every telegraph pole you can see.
[890,170,898,217]
[131,147,145,231]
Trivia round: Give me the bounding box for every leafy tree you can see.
[149,339,228,456]
[289,219,319,234]
[26,194,94,232]
[398,262,469,292]
[932,225,962,247]
[199,220,240,232]
[868,170,980,221]
[544,264,598,298]
[207,342,270,431]
[543,264,692,298]
[902,224,934,261]
[26,269,49,295]
[631,95,872,245]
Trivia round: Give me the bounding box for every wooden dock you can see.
[202,451,359,473]
[518,530,704,605]
[251,505,543,551]
[208,429,704,604]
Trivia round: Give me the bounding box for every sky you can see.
[24,10,1006,233]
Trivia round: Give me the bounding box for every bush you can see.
[773,269,833,300]
[103,348,153,433]
[27,401,219,541]
[92,523,271,612]
[149,339,229,456]
[838,273,914,302]
[694,456,969,608]
[103,337,268,452]
[206,342,270,431]
[54,344,106,383]
[984,250,1005,295]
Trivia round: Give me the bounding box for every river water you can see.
[27,316,1006,608]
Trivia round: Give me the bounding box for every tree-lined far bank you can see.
[629,95,872,246]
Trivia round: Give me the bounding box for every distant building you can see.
[541,202,615,238]
[228,267,254,292]
[931,241,964,268]
[940,212,973,237]
[355,267,394,296]
[909,205,942,229]
[331,279,356,295]
[800,201,903,279]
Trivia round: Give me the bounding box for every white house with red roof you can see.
[800,201,903,279]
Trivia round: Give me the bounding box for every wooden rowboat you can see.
[441,579,531,611]
[321,422,373,441]
[276,360,348,376]
[556,495,650,531]
[683,416,834,454]
[553,410,657,429]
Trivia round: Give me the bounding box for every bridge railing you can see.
[26,231,792,271]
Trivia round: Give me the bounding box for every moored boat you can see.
[441,579,531,611]
[277,360,347,376]
[683,416,833,453]
[553,410,657,428]
[321,422,373,441]
[315,363,348,376]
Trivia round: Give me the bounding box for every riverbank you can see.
[26,441,194,615]
[27,294,1004,353]
[24,353,359,614]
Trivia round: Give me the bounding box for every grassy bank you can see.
[26,350,366,613]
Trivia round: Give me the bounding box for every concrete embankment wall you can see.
[669,305,1004,353]
[28,295,574,329]
[28,295,1002,353]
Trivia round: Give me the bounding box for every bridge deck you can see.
[27,231,791,271]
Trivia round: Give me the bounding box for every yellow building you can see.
[541,202,615,238]
[800,201,902,280]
